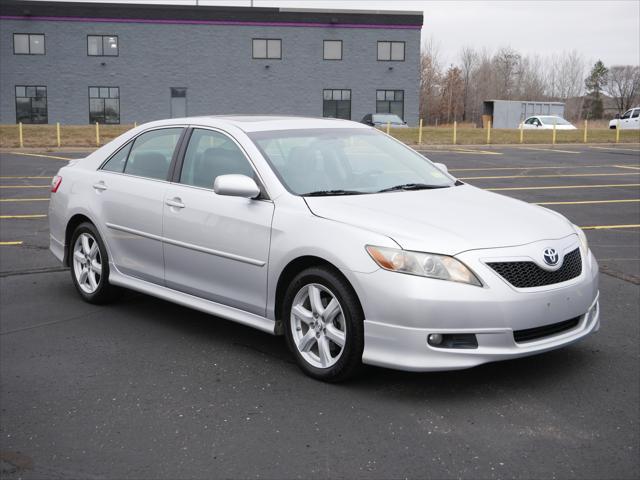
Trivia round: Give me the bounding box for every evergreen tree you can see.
[583,60,608,119]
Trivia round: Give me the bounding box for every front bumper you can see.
[354,238,600,371]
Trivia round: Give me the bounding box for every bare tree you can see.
[493,47,522,99]
[607,65,640,113]
[419,37,442,124]
[439,65,464,123]
[459,46,477,121]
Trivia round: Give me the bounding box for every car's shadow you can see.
[114,287,595,398]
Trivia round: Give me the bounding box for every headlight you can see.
[574,224,589,252]
[366,245,482,286]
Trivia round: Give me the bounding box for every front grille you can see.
[487,248,582,288]
[513,317,580,343]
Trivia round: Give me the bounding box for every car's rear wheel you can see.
[70,222,119,304]
[283,266,364,382]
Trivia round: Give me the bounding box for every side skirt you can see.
[109,266,276,335]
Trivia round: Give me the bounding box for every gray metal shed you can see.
[483,100,565,129]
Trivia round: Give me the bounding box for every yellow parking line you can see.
[580,224,640,230]
[450,164,631,172]
[517,147,580,154]
[0,176,53,179]
[536,199,640,205]
[487,183,640,192]
[0,214,47,219]
[590,146,640,152]
[0,241,23,246]
[452,148,503,155]
[614,165,640,170]
[8,152,74,161]
[0,185,50,189]
[0,198,49,202]
[462,172,638,180]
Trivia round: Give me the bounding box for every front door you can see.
[162,128,274,316]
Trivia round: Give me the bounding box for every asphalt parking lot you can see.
[1,145,639,479]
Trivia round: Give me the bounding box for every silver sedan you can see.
[49,116,600,381]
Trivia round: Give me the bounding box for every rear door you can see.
[95,127,185,284]
[162,127,274,316]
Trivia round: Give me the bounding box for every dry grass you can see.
[387,126,640,145]
[0,124,134,148]
[1,123,639,148]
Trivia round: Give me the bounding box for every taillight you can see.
[51,175,62,193]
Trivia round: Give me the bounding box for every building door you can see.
[170,88,187,118]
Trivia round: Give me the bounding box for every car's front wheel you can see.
[70,222,119,304]
[283,266,364,382]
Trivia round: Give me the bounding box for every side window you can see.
[123,128,183,180]
[102,142,132,173]
[179,129,255,189]
[621,110,632,119]
[631,109,640,119]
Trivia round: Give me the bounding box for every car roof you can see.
[135,115,369,133]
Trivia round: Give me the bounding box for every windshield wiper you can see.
[377,183,450,193]
[303,189,365,196]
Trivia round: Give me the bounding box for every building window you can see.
[323,89,351,120]
[15,86,48,124]
[170,87,187,118]
[13,34,45,55]
[377,41,405,61]
[87,35,119,56]
[252,38,281,59]
[376,90,404,119]
[89,86,120,124]
[323,40,342,60]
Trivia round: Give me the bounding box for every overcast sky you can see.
[40,0,640,66]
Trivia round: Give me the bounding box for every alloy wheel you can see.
[72,232,103,294]
[290,283,347,369]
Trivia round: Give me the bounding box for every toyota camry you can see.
[49,116,600,381]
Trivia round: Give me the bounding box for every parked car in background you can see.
[49,116,599,382]
[521,116,577,130]
[361,113,408,128]
[609,107,640,129]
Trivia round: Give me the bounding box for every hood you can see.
[304,184,575,255]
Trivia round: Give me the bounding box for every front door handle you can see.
[165,197,185,209]
[93,181,107,191]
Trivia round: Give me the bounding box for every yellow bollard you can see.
[552,121,557,145]
[418,118,423,144]
[386,121,390,135]
[56,122,61,148]
[486,120,491,145]
[134,121,137,128]
[519,122,524,144]
[583,119,588,143]
[453,121,457,145]
[95,122,100,146]
[18,122,24,148]
[616,119,620,143]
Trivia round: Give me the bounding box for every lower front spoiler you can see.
[362,293,600,372]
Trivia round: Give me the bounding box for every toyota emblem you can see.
[543,248,559,266]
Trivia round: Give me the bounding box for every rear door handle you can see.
[165,197,185,209]
[93,181,107,191]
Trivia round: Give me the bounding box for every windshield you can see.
[249,128,454,195]
[372,114,404,124]
[539,116,571,125]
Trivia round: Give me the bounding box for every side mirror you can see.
[213,174,260,199]
[434,162,448,173]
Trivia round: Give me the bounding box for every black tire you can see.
[69,222,120,304]
[610,125,616,129]
[283,266,364,382]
